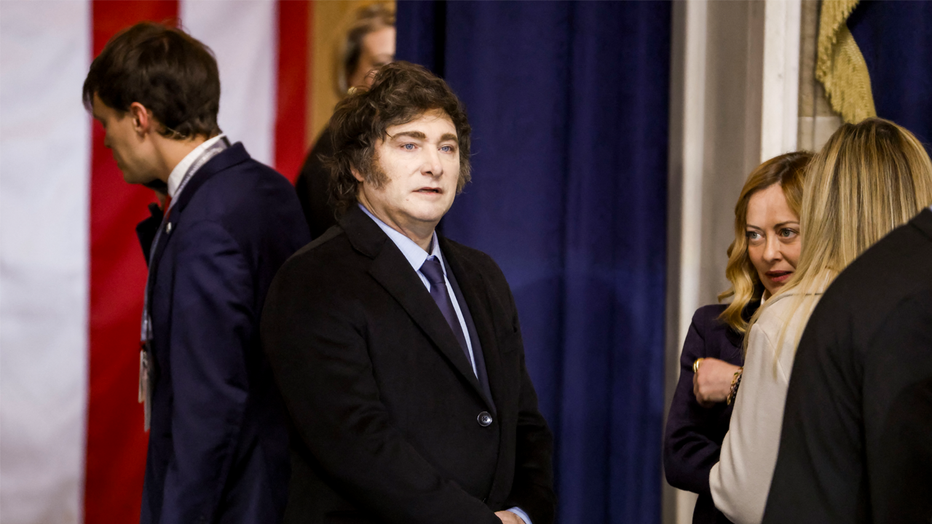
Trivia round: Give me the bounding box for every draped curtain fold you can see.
[396,2,671,522]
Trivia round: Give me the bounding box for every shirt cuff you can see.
[507,507,531,524]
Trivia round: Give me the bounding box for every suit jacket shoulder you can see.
[175,145,302,232]
[821,207,932,318]
[439,237,521,329]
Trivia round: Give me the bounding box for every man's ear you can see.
[128,102,152,135]
[350,166,366,183]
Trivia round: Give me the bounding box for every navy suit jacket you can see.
[261,205,555,524]
[136,143,310,524]
[763,208,932,524]
[664,302,757,524]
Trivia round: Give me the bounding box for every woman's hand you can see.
[693,358,740,407]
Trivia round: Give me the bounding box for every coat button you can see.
[166,222,172,234]
[477,411,492,427]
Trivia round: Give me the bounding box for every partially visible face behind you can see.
[91,94,156,185]
[356,109,459,240]
[347,25,396,89]
[745,183,801,296]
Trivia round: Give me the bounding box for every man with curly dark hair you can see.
[262,62,555,524]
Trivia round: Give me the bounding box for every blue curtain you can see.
[397,2,671,522]
[849,1,932,146]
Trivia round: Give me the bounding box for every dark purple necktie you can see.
[420,257,472,370]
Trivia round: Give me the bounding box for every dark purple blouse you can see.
[663,303,756,524]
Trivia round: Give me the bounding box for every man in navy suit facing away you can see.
[84,22,309,524]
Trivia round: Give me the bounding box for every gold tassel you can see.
[816,0,877,123]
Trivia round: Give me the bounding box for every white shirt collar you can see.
[166,134,226,198]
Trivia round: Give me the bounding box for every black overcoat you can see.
[262,204,555,524]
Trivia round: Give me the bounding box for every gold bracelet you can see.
[726,368,743,405]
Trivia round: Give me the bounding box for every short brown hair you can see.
[327,61,472,214]
[718,151,812,333]
[83,21,221,139]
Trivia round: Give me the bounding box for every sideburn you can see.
[362,152,390,188]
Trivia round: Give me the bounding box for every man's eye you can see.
[440,145,455,153]
[402,143,416,151]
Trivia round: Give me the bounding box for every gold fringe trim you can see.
[816,0,877,123]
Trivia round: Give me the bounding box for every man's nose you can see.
[422,148,443,178]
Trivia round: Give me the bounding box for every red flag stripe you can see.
[86,3,179,524]
[275,0,310,183]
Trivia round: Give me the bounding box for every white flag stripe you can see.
[180,0,278,166]
[0,2,91,524]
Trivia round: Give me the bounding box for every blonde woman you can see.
[664,151,811,524]
[709,118,932,524]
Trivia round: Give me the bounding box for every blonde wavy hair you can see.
[747,118,932,353]
[718,152,812,334]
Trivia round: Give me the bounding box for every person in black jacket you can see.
[664,152,811,523]
[263,62,554,524]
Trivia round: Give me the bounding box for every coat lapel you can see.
[439,239,504,414]
[146,143,249,304]
[441,239,516,502]
[340,206,489,403]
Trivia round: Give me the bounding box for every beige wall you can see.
[798,0,843,152]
